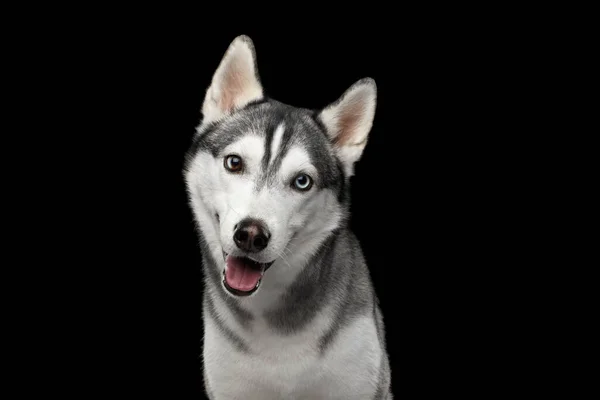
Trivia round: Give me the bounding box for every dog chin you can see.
[221,251,275,297]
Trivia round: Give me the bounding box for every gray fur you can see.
[202,363,215,400]
[187,101,344,194]
[204,291,250,353]
[317,232,373,355]
[198,233,254,328]
[188,106,392,393]
[373,305,392,399]
[185,35,391,398]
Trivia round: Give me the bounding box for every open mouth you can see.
[222,252,274,296]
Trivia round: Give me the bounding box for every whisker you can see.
[275,248,293,269]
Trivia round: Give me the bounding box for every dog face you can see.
[184,36,376,296]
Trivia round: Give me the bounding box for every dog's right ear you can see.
[201,35,264,124]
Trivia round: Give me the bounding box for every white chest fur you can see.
[203,297,383,400]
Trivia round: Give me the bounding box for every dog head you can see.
[184,35,376,297]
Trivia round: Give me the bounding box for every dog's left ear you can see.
[201,35,264,124]
[317,78,377,177]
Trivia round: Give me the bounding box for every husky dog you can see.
[184,35,392,399]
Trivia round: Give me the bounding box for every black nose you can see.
[233,218,270,253]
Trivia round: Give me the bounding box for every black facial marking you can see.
[257,116,289,189]
[260,122,276,177]
[186,100,345,196]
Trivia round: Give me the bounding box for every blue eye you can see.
[293,174,313,191]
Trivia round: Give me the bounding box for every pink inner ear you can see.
[218,57,254,113]
[333,99,366,146]
[218,67,238,112]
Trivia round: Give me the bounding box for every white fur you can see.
[187,136,342,283]
[186,137,384,398]
[185,35,388,399]
[269,122,285,166]
[204,308,383,399]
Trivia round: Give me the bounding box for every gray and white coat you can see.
[184,35,392,399]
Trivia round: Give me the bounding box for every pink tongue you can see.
[225,256,262,292]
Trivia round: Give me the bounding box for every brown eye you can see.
[224,155,243,172]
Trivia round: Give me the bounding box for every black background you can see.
[44,22,497,398]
